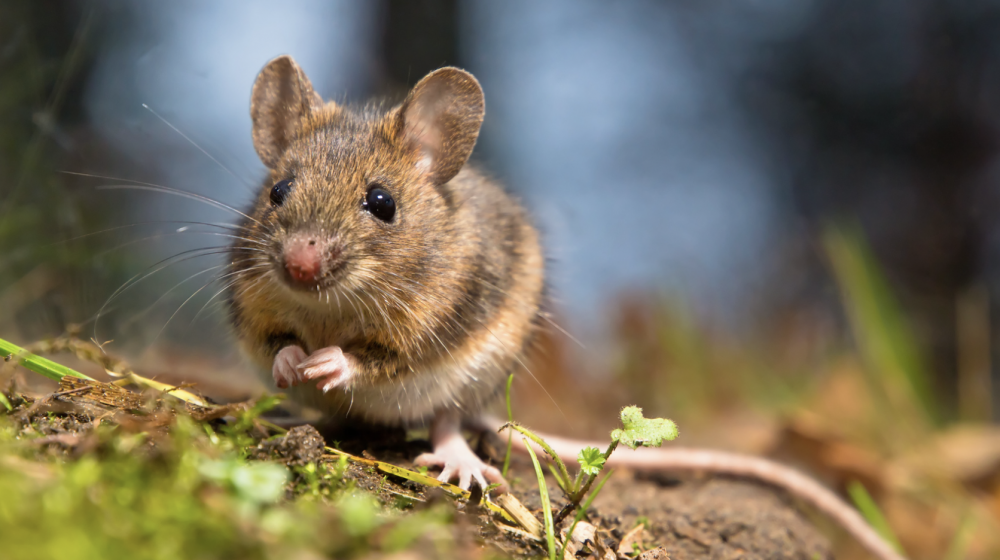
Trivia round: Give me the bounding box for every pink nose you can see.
[283,236,321,284]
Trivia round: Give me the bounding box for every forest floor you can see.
[0,371,831,560]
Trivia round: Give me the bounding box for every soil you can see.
[588,474,831,559]
[318,421,833,560]
[8,387,833,560]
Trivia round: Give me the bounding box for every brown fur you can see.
[228,56,544,424]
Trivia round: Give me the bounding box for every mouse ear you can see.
[251,55,324,169]
[394,67,485,185]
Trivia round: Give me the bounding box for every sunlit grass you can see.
[0,406,465,560]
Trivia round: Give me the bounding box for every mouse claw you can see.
[273,345,309,388]
[296,346,355,392]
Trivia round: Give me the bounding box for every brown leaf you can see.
[617,523,645,556]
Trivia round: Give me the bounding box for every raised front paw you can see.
[272,345,356,392]
[297,346,356,392]
[414,438,507,493]
[273,345,308,389]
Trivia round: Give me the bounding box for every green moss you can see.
[0,407,466,560]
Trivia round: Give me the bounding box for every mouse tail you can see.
[474,415,907,560]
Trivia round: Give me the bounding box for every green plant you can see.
[501,406,678,560]
[502,373,515,478]
[847,480,903,554]
[522,438,556,559]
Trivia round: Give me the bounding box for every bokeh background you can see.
[4,1,1000,557]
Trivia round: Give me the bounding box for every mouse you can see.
[228,55,544,492]
[227,55,906,560]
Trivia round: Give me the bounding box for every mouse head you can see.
[242,55,484,305]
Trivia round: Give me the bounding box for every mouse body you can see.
[226,56,905,560]
[227,55,543,489]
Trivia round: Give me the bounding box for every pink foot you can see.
[273,345,308,389]
[414,410,508,493]
[296,346,356,392]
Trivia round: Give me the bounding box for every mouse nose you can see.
[283,235,322,285]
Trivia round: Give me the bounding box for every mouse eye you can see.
[363,185,396,222]
[270,179,294,206]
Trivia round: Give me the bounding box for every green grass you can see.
[847,480,903,554]
[0,337,96,382]
[0,404,467,560]
[825,223,940,435]
[522,437,556,560]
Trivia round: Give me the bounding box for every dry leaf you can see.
[560,520,597,556]
[617,523,645,556]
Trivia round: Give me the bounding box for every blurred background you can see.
[4,1,1000,557]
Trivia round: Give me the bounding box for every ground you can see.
[1,381,832,560]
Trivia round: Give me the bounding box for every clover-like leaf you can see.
[610,406,679,450]
[577,446,606,476]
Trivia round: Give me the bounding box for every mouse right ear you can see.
[394,67,485,185]
[251,55,324,169]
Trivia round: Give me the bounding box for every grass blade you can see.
[0,336,95,382]
[523,437,556,560]
[943,509,976,560]
[824,224,938,431]
[847,480,903,554]
[502,373,514,478]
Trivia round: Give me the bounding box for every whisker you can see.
[97,184,263,227]
[94,246,241,341]
[192,265,267,323]
[538,311,585,349]
[142,103,254,195]
[473,316,565,419]
[235,271,271,303]
[94,230,266,260]
[120,264,227,329]
[46,220,245,247]
[60,171,263,227]
[151,270,228,344]
[465,275,584,349]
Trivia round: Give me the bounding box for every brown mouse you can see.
[228,55,544,491]
[228,56,906,560]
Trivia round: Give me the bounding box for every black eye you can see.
[363,185,396,222]
[270,179,294,206]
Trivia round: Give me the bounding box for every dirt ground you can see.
[314,421,832,559]
[7,384,832,560]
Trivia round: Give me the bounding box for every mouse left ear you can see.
[251,55,325,169]
[394,67,485,185]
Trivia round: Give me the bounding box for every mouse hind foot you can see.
[415,409,508,494]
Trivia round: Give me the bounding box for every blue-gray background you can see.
[4,0,1000,400]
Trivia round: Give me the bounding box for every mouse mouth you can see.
[280,259,347,292]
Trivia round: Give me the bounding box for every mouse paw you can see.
[297,346,356,392]
[273,345,309,389]
[414,437,508,493]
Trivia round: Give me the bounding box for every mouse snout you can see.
[282,233,340,287]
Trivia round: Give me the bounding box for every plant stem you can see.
[555,439,618,524]
[500,422,573,495]
[558,470,614,560]
[572,440,617,502]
